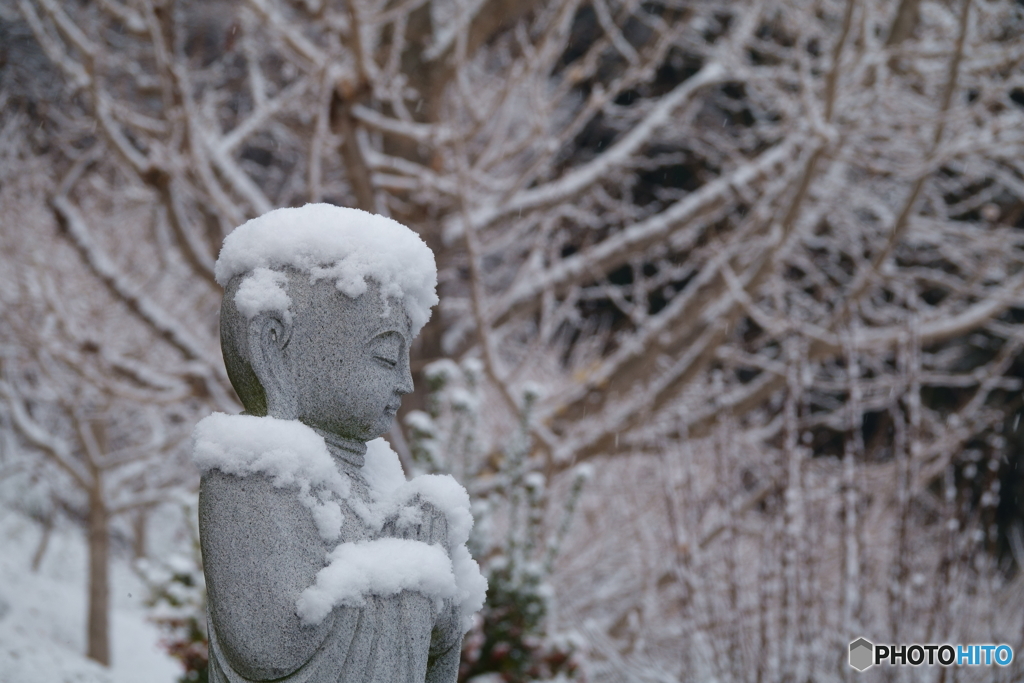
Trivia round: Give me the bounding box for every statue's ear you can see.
[247,311,298,419]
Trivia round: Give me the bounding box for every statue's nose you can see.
[396,358,414,395]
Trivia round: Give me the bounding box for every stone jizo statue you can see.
[194,204,486,683]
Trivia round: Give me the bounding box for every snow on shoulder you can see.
[192,413,350,542]
[215,203,438,335]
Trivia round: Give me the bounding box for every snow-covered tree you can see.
[0,295,199,665]
[0,96,208,665]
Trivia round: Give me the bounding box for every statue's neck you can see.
[315,428,367,470]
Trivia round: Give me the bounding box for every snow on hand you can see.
[295,538,456,625]
[359,439,488,632]
[215,204,438,335]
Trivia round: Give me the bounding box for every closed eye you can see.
[369,330,404,369]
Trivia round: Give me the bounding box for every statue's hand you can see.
[383,496,450,549]
[426,593,463,683]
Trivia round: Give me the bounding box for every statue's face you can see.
[291,279,414,442]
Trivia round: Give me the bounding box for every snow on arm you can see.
[215,204,438,335]
[295,538,457,626]
[192,413,350,542]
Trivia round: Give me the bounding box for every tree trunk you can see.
[886,0,921,46]
[86,485,111,666]
[31,511,54,572]
[132,506,148,560]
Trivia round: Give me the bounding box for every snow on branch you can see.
[50,196,219,371]
[0,381,90,489]
[449,62,730,238]
[490,137,801,326]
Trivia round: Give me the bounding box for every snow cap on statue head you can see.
[214,203,437,421]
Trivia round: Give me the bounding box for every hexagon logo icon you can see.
[849,638,874,671]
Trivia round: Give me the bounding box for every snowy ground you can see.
[0,506,182,683]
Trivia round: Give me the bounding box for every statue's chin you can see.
[298,410,402,446]
[368,420,394,441]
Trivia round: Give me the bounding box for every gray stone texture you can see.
[200,273,462,682]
